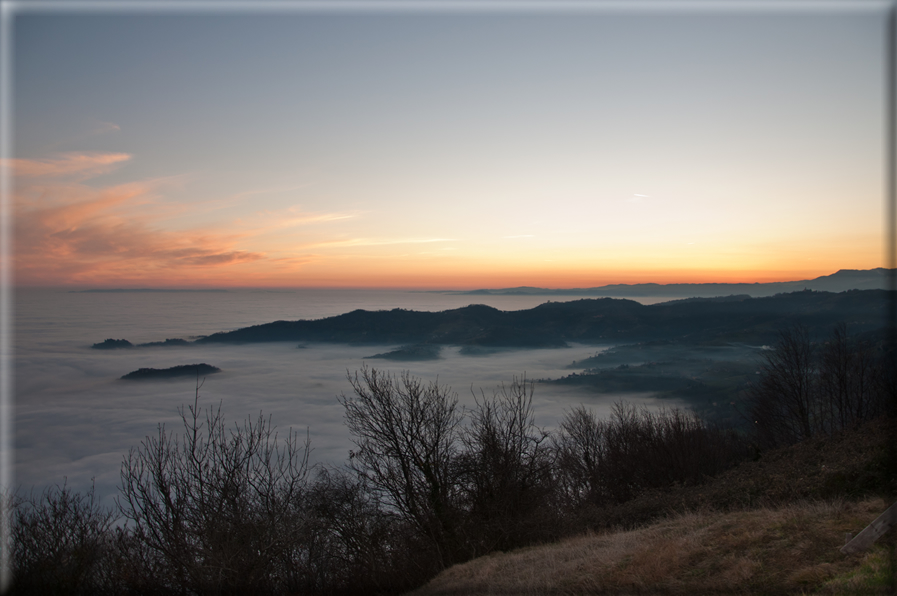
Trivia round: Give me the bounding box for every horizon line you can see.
[11,267,893,293]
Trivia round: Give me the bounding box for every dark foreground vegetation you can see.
[10,323,896,595]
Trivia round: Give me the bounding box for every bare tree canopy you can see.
[340,366,462,567]
[747,324,888,447]
[117,379,311,594]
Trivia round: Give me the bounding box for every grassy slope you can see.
[408,417,896,595]
[409,500,894,595]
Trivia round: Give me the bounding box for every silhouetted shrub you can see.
[456,377,558,556]
[297,468,439,595]
[10,481,116,595]
[117,382,311,595]
[554,403,747,510]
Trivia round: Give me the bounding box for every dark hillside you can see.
[192,290,892,347]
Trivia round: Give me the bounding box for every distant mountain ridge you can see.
[451,268,894,298]
[187,289,892,347]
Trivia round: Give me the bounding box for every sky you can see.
[4,1,892,289]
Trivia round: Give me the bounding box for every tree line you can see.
[8,323,894,595]
[747,323,894,448]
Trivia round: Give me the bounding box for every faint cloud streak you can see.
[4,152,131,180]
[245,207,358,234]
[306,237,455,249]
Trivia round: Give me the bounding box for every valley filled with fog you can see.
[14,289,684,504]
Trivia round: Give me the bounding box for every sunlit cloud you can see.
[4,152,131,179]
[16,191,267,285]
[12,152,271,285]
[503,235,534,239]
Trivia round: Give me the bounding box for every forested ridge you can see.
[190,290,891,347]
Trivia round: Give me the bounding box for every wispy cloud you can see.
[503,234,534,239]
[305,237,455,249]
[12,152,269,285]
[43,122,122,151]
[91,122,121,136]
[16,189,266,285]
[4,152,131,180]
[11,151,464,286]
[242,206,358,234]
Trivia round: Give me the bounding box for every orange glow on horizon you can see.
[15,261,884,291]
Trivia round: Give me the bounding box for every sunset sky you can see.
[5,1,890,289]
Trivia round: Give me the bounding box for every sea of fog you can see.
[13,288,683,504]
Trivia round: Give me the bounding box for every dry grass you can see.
[406,498,895,595]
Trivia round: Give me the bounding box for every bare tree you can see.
[339,366,462,568]
[747,325,818,447]
[457,377,555,554]
[117,378,311,594]
[819,323,883,431]
[553,406,607,509]
[748,323,889,447]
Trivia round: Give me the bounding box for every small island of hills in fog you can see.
[119,363,221,380]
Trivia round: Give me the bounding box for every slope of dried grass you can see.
[408,417,896,595]
[407,498,895,595]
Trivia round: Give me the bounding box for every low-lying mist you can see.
[15,340,686,504]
